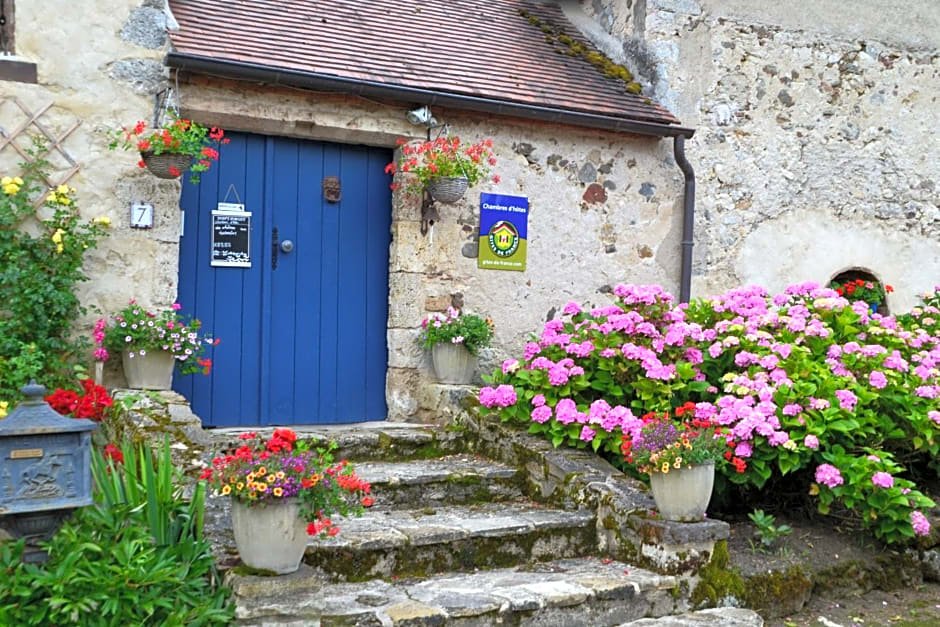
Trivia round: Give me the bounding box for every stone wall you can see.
[580,0,940,311]
[177,77,687,421]
[0,0,179,336]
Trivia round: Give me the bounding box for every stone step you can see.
[229,557,682,626]
[621,608,764,626]
[353,454,525,507]
[207,421,453,462]
[305,502,597,581]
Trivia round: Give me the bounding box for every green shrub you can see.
[0,152,110,403]
[479,283,939,544]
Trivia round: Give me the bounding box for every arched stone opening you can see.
[829,267,891,315]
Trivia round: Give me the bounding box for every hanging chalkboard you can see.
[210,210,251,268]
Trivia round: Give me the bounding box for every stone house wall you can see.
[580,0,940,311]
[177,77,688,421]
[1,0,180,320]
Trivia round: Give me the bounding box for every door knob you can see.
[280,239,294,253]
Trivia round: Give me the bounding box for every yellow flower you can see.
[782,439,797,451]
[59,197,71,205]
[0,400,8,419]
[248,491,257,499]
[267,474,276,483]
[661,462,670,473]
[229,475,236,483]
[221,485,232,495]
[246,472,255,482]
[272,487,283,497]
[2,183,19,195]
[55,244,64,254]
[673,459,682,469]
[275,471,285,479]
[56,184,69,194]
[236,482,244,490]
[47,193,58,203]
[51,229,64,244]
[93,216,111,227]
[257,466,267,476]
[1,176,11,185]
[257,483,268,492]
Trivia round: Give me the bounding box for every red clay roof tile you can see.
[167,0,681,127]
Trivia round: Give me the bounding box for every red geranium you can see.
[45,379,112,422]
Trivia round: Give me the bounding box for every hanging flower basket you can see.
[427,176,469,204]
[139,151,193,180]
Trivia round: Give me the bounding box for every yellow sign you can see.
[10,448,44,459]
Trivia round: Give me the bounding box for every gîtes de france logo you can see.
[487,220,520,257]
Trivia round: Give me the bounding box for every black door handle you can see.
[271,227,278,270]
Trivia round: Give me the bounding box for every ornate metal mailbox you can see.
[0,382,98,545]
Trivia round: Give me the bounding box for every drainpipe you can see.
[674,134,696,304]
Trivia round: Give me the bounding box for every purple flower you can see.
[562,301,582,316]
[782,403,803,416]
[768,431,790,447]
[868,371,887,389]
[531,394,546,408]
[804,435,819,450]
[915,386,937,399]
[531,405,552,424]
[555,399,578,425]
[494,385,517,407]
[815,463,844,489]
[734,441,753,458]
[911,511,931,536]
[478,387,497,407]
[929,410,940,426]
[834,389,858,411]
[548,366,570,386]
[871,472,894,489]
[523,342,541,360]
[502,359,520,374]
[579,426,596,442]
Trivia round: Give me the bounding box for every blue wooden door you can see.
[175,133,392,427]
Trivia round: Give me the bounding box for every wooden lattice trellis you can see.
[0,96,82,206]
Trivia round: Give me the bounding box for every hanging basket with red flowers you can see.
[108,116,229,184]
[385,136,500,203]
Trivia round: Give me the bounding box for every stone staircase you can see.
[201,421,762,626]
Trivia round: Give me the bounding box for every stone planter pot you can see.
[231,498,308,574]
[122,350,175,390]
[431,342,477,384]
[648,462,715,522]
[427,176,469,204]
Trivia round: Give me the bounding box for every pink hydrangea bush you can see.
[478,282,939,544]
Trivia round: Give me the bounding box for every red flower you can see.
[197,357,212,375]
[201,146,220,160]
[209,127,225,141]
[362,496,374,507]
[104,444,124,465]
[238,432,257,440]
[885,285,894,293]
[326,526,340,536]
[200,467,213,480]
[137,160,146,168]
[273,428,297,443]
[137,139,151,151]
[133,120,146,135]
[168,166,181,177]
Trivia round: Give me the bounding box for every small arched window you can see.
[829,269,891,315]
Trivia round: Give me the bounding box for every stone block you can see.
[386,367,420,421]
[387,328,425,369]
[119,7,167,48]
[388,272,424,327]
[423,295,452,312]
[389,221,459,274]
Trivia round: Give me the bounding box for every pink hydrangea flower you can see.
[562,301,582,316]
[871,472,894,489]
[804,435,819,450]
[815,463,844,489]
[555,399,578,425]
[868,371,887,389]
[493,385,517,407]
[531,394,546,407]
[531,405,552,424]
[478,387,497,407]
[502,359,520,374]
[929,410,940,426]
[834,389,858,411]
[911,511,931,536]
[579,426,596,442]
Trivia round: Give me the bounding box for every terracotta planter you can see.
[431,342,477,384]
[139,151,192,179]
[427,176,469,203]
[648,462,715,522]
[231,498,308,574]
[122,349,175,390]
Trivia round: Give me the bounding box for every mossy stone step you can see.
[229,557,682,626]
[207,422,451,462]
[305,503,597,581]
[354,454,524,507]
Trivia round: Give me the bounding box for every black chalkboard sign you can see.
[211,210,251,267]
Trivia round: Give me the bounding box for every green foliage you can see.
[0,151,109,403]
[479,283,939,544]
[747,509,792,550]
[418,309,494,355]
[0,504,232,625]
[90,438,206,546]
[107,116,225,184]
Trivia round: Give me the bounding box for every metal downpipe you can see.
[674,134,696,303]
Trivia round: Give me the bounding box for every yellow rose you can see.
[47,193,58,203]
[1,176,11,185]
[51,229,64,244]
[0,400,8,419]
[56,244,64,254]
[2,183,19,195]
[59,197,71,205]
[56,184,69,194]
[93,216,111,227]
[15,177,25,185]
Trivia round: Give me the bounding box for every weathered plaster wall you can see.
[0,0,179,337]
[581,0,940,312]
[178,77,686,421]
